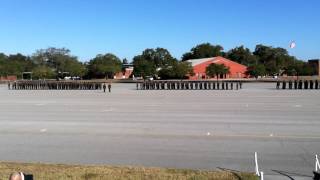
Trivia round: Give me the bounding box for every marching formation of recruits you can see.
[276,80,320,90]
[136,81,243,90]
[9,80,103,90]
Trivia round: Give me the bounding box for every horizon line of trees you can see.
[0,43,317,80]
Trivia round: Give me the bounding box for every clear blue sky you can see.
[0,0,319,62]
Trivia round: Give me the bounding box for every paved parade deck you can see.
[0,83,319,178]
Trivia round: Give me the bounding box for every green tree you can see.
[173,61,194,79]
[157,67,175,79]
[206,63,230,80]
[246,64,266,78]
[132,48,177,78]
[32,47,85,78]
[88,53,122,79]
[253,44,296,76]
[64,59,87,78]
[158,61,194,79]
[226,46,257,66]
[0,53,8,76]
[32,66,56,79]
[293,61,315,76]
[132,55,156,78]
[32,47,71,68]
[0,53,34,78]
[9,54,34,72]
[141,48,176,67]
[182,43,224,61]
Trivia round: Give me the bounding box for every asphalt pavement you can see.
[0,82,319,179]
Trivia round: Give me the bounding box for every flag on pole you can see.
[290,41,296,49]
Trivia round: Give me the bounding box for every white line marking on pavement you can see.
[102,108,114,112]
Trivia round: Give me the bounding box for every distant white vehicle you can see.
[72,76,81,80]
[63,76,80,80]
[145,76,153,80]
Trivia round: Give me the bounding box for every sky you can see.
[0,0,319,62]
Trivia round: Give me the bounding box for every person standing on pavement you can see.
[108,81,112,93]
[103,83,106,93]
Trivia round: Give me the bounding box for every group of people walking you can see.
[9,79,320,91]
[8,80,105,91]
[276,80,320,90]
[137,81,243,90]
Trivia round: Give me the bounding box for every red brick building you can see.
[114,65,134,79]
[0,75,17,81]
[186,56,248,80]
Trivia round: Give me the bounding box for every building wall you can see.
[114,67,134,79]
[189,57,247,80]
[191,60,215,80]
[0,75,17,81]
[308,59,320,76]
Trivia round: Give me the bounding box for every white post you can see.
[255,152,260,176]
[316,154,320,172]
[260,171,264,180]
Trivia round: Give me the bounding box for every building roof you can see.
[186,57,215,66]
[186,56,247,68]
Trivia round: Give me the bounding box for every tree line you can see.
[181,43,316,78]
[0,43,316,80]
